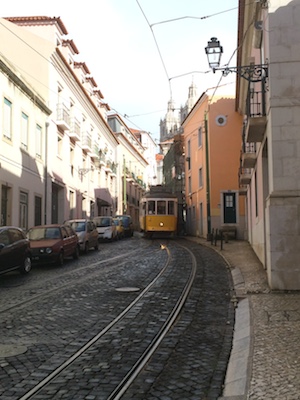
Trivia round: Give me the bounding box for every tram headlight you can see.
[159,222,164,227]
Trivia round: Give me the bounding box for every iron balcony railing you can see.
[56,103,70,127]
[246,80,267,118]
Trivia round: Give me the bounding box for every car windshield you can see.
[95,218,110,227]
[116,216,130,227]
[28,227,61,240]
[69,222,85,232]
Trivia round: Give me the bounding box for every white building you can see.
[107,114,148,229]
[236,0,300,289]
[0,16,120,227]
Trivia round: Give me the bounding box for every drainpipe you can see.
[204,112,211,240]
[123,155,127,214]
[44,122,49,224]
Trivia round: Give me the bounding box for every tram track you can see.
[0,239,234,400]
[1,241,196,400]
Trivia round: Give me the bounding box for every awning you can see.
[95,188,113,206]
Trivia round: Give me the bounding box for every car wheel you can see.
[20,256,32,274]
[73,245,80,260]
[57,251,64,266]
[84,242,89,254]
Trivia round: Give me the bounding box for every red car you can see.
[27,224,80,266]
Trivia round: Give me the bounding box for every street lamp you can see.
[205,37,268,82]
[204,37,223,71]
[78,158,100,178]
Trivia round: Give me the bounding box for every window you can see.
[57,134,63,157]
[69,190,74,219]
[157,200,166,215]
[199,167,203,188]
[187,139,191,170]
[188,176,192,195]
[19,191,28,230]
[148,200,155,214]
[3,98,12,140]
[198,127,202,147]
[36,124,42,158]
[34,196,42,226]
[21,112,29,150]
[168,201,175,215]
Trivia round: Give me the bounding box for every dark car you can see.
[0,226,32,275]
[27,224,80,266]
[115,215,134,237]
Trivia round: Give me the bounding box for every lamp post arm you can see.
[214,64,268,82]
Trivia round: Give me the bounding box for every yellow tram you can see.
[139,186,178,238]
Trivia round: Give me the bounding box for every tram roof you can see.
[142,191,178,200]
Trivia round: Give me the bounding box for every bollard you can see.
[225,232,229,243]
[214,229,218,246]
[220,230,223,250]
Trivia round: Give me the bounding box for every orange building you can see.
[182,93,244,239]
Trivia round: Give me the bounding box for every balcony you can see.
[239,167,252,185]
[69,117,81,141]
[239,185,248,196]
[89,144,100,159]
[241,142,256,168]
[81,132,92,153]
[244,83,267,142]
[104,160,113,173]
[98,151,106,167]
[56,103,70,131]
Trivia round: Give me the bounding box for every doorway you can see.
[223,192,236,224]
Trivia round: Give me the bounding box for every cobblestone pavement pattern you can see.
[0,237,234,400]
[1,235,299,400]
[186,237,300,400]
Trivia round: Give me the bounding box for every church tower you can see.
[180,80,198,123]
[159,98,180,143]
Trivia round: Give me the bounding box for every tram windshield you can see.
[168,201,175,215]
[157,200,166,215]
[147,200,155,214]
[145,199,176,215]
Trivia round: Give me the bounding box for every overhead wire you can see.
[208,1,259,104]
[0,2,251,135]
[135,0,240,110]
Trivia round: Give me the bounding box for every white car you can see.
[93,216,117,241]
[65,219,99,253]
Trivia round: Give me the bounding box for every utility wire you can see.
[150,7,238,27]
[208,2,258,104]
[136,1,239,103]
[135,0,173,99]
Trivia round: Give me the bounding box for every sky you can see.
[1,0,239,142]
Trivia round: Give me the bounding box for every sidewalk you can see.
[186,236,300,400]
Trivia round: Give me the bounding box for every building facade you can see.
[107,114,148,230]
[0,16,120,228]
[183,93,244,239]
[236,0,300,289]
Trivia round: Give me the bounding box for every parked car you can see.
[113,218,124,240]
[27,224,79,266]
[115,215,134,237]
[93,216,117,241]
[0,226,32,275]
[65,219,99,253]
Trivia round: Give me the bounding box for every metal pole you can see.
[123,156,127,214]
[204,112,211,239]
